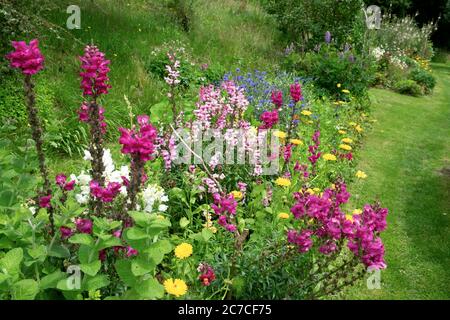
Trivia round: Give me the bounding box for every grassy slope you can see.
[41,0,281,127]
[38,0,281,172]
[345,62,450,299]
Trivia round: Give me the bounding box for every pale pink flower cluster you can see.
[164,53,181,86]
[193,80,249,130]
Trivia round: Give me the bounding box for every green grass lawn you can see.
[344,62,450,299]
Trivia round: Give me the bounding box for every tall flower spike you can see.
[79,45,111,97]
[6,39,44,75]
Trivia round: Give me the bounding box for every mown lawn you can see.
[344,62,450,299]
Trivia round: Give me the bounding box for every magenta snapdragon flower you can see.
[290,83,303,103]
[6,39,44,75]
[211,193,238,232]
[259,109,279,129]
[79,45,111,96]
[78,102,107,133]
[271,90,283,108]
[60,226,74,240]
[198,263,216,286]
[90,181,122,203]
[55,173,76,191]
[118,115,158,162]
[75,218,93,234]
[39,194,52,208]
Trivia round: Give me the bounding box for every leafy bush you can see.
[394,79,422,96]
[0,77,54,126]
[146,40,225,89]
[368,14,436,59]
[289,39,376,99]
[263,0,366,51]
[408,68,436,94]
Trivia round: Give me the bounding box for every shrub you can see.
[408,68,436,94]
[0,77,54,126]
[263,0,366,51]
[368,14,436,59]
[289,37,376,99]
[394,79,422,96]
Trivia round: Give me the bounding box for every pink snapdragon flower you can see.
[290,83,303,103]
[75,218,93,234]
[39,195,52,208]
[6,39,44,75]
[211,193,238,232]
[60,226,74,240]
[118,115,158,162]
[90,181,122,203]
[259,109,279,129]
[79,45,111,96]
[126,246,138,257]
[271,90,283,108]
[55,173,76,191]
[198,263,216,286]
[78,102,107,134]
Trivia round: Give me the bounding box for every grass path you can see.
[345,62,450,299]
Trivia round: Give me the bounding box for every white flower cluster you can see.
[141,184,169,213]
[71,149,130,204]
[389,56,408,70]
[371,47,385,61]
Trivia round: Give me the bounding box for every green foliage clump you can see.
[263,0,365,51]
[146,41,226,89]
[0,77,54,126]
[408,68,436,94]
[394,79,422,96]
[289,43,376,99]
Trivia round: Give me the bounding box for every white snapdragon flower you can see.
[141,184,169,213]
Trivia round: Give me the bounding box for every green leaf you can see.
[157,239,173,254]
[170,187,188,205]
[80,260,101,277]
[27,245,47,261]
[115,260,136,287]
[97,236,122,250]
[135,277,164,299]
[0,247,23,275]
[131,258,156,276]
[0,190,15,208]
[40,271,67,290]
[201,228,214,242]
[179,217,190,228]
[12,279,39,300]
[128,211,151,227]
[47,244,70,258]
[127,227,149,240]
[83,274,110,291]
[147,218,171,237]
[68,233,94,246]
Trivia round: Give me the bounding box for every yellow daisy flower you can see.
[164,278,188,297]
[278,212,290,219]
[339,144,352,151]
[355,170,367,179]
[290,139,303,145]
[355,125,363,133]
[323,153,337,161]
[345,214,354,222]
[338,130,347,135]
[275,177,291,187]
[337,83,341,88]
[273,130,287,139]
[230,191,243,200]
[174,243,193,259]
[301,110,312,116]
[341,138,353,144]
